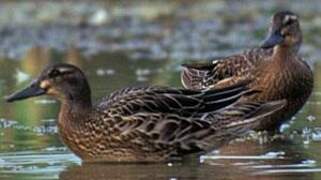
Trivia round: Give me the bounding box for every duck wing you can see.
[110,100,286,157]
[181,48,273,90]
[98,80,251,118]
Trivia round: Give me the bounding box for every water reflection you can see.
[0,138,318,180]
[59,138,318,180]
[60,163,316,180]
[60,163,247,180]
[0,149,79,180]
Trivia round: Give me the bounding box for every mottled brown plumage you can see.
[6,63,285,162]
[181,11,314,131]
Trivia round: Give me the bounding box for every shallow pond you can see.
[0,0,321,179]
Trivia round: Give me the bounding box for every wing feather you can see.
[115,100,285,155]
[98,81,250,118]
[181,48,273,90]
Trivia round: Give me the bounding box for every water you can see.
[0,0,321,179]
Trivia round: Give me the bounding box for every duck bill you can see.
[260,31,284,49]
[5,80,46,102]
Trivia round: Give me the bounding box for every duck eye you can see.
[283,15,297,26]
[48,69,61,78]
[284,19,294,26]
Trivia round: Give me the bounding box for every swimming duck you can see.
[6,63,284,162]
[181,11,313,131]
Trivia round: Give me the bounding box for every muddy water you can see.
[0,0,321,179]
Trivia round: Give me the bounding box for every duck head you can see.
[6,63,91,105]
[261,11,302,52]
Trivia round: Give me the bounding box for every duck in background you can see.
[181,11,313,132]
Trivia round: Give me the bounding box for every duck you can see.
[6,63,285,162]
[181,11,313,132]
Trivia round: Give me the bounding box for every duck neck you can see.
[57,94,94,159]
[65,96,92,114]
[58,89,93,131]
[272,45,298,64]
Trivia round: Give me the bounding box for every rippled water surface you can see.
[1,0,321,179]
